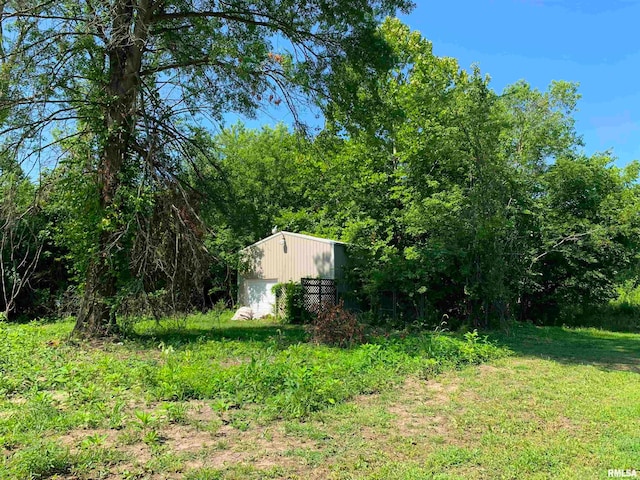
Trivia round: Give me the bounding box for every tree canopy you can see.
[1,12,638,333]
[0,0,412,335]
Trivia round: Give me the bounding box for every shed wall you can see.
[242,232,336,282]
[333,243,348,290]
[238,232,340,308]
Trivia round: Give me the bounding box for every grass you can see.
[0,312,505,479]
[0,315,638,479]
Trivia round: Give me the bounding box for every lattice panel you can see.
[301,278,337,313]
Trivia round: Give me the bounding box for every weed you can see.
[120,468,145,480]
[0,312,516,477]
[184,467,225,480]
[145,451,184,474]
[134,410,155,428]
[162,402,188,424]
[108,400,127,429]
[80,433,108,448]
[211,299,227,328]
[6,441,72,479]
[211,398,234,412]
[229,413,251,431]
[118,429,142,445]
[74,446,125,476]
[142,429,162,446]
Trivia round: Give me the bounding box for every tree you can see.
[1,0,412,336]
[0,160,44,320]
[314,19,636,328]
[525,155,640,322]
[190,123,317,303]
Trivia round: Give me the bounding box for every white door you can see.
[246,279,277,318]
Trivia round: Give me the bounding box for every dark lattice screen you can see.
[301,278,337,313]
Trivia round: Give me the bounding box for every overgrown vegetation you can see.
[1,316,637,479]
[272,282,306,324]
[0,312,506,478]
[1,7,638,333]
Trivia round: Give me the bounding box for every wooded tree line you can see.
[1,7,638,333]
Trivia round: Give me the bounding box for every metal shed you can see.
[238,231,347,317]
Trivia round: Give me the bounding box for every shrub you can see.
[272,282,307,323]
[306,300,365,347]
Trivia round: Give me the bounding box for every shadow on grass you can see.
[123,317,638,375]
[490,324,640,374]
[126,322,307,349]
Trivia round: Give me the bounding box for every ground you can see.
[0,317,638,479]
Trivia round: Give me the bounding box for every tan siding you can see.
[241,232,336,283]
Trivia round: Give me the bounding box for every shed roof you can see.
[242,231,346,250]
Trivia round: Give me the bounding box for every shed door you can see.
[245,279,277,318]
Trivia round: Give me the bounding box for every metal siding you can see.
[245,279,278,317]
[333,243,347,286]
[238,276,246,305]
[240,232,336,283]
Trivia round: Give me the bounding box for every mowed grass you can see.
[0,317,637,479]
[0,313,505,479]
[347,325,639,480]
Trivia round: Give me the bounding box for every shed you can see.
[238,231,347,317]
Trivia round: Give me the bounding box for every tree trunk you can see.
[73,231,120,337]
[73,0,151,338]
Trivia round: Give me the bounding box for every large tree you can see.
[314,19,638,327]
[0,0,411,336]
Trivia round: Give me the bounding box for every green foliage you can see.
[1,318,638,479]
[1,7,639,335]
[0,161,58,320]
[184,468,225,480]
[140,319,507,418]
[162,402,189,424]
[5,441,71,479]
[0,314,510,475]
[0,315,508,457]
[211,18,639,330]
[272,281,306,324]
[1,0,412,337]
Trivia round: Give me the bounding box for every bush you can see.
[306,300,365,347]
[272,282,307,323]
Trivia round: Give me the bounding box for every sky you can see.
[397,0,640,167]
[243,0,639,168]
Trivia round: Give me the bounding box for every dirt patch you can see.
[351,376,459,446]
[184,400,218,424]
[219,357,250,368]
[606,361,640,373]
[6,396,26,406]
[174,423,319,476]
[423,379,459,403]
[187,449,246,468]
[163,424,218,453]
[122,441,153,465]
[0,410,13,421]
[57,428,120,449]
[477,364,500,375]
[55,376,469,478]
[387,378,458,437]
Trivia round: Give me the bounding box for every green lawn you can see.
[0,315,638,479]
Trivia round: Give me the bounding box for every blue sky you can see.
[245,0,639,168]
[400,0,640,167]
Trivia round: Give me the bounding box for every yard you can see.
[0,314,638,479]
